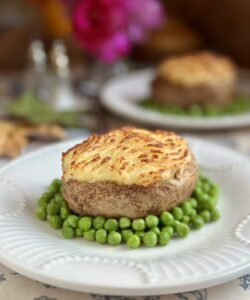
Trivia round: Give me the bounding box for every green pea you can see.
[199,174,208,183]
[67,215,79,228]
[196,204,203,213]
[189,198,198,208]
[149,226,160,235]
[121,229,133,242]
[181,201,193,215]
[188,209,197,218]
[52,178,62,186]
[135,231,145,240]
[36,206,47,220]
[84,229,96,241]
[194,187,203,200]
[75,228,83,237]
[54,193,65,206]
[47,201,60,216]
[61,200,69,208]
[63,219,70,228]
[161,226,174,238]
[202,182,211,193]
[38,194,51,207]
[211,183,219,191]
[204,199,216,211]
[48,215,63,229]
[195,185,202,192]
[171,207,183,220]
[211,209,221,221]
[181,215,190,224]
[132,219,145,231]
[62,226,75,239]
[49,185,57,194]
[49,179,61,194]
[119,217,131,229]
[176,223,190,237]
[60,206,71,220]
[158,232,170,246]
[160,211,174,226]
[191,216,204,229]
[127,234,141,249]
[108,231,122,246]
[145,215,159,228]
[143,231,158,247]
[93,216,106,229]
[42,192,52,200]
[209,194,218,205]
[199,194,212,206]
[141,97,250,116]
[95,229,107,244]
[104,219,119,232]
[78,217,92,231]
[210,185,219,198]
[46,215,53,223]
[199,210,211,222]
[199,193,210,204]
[172,219,181,231]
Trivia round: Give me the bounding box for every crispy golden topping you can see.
[0,121,27,158]
[62,127,194,186]
[158,51,236,87]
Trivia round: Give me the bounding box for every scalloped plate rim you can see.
[0,137,249,295]
[0,253,249,296]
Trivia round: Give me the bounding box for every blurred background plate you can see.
[101,68,250,130]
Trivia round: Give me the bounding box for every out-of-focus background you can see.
[0,0,250,160]
[2,0,250,69]
[0,1,250,299]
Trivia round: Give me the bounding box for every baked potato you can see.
[62,127,198,218]
[152,51,237,108]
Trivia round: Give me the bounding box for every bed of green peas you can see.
[36,175,221,249]
[140,95,250,118]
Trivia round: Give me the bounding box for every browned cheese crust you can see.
[152,51,237,108]
[62,127,198,218]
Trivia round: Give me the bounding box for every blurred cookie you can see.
[152,51,237,108]
[0,121,27,158]
[0,121,66,159]
[23,123,66,140]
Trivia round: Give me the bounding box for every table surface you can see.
[0,124,250,300]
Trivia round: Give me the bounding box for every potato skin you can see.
[62,158,198,219]
[152,77,235,108]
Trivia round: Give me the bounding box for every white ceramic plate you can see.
[100,69,250,130]
[0,137,249,295]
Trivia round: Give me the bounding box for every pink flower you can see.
[126,0,165,42]
[70,0,165,62]
[98,32,131,63]
[73,0,130,61]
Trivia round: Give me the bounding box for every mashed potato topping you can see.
[62,127,194,186]
[158,52,236,87]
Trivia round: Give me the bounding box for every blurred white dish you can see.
[100,69,250,130]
